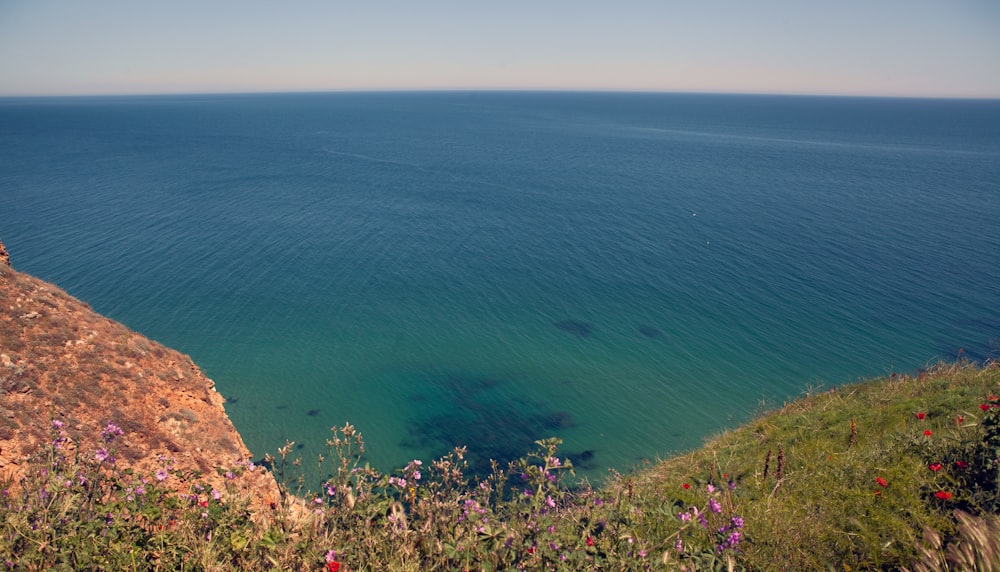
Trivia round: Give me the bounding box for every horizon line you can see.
[2,87,999,102]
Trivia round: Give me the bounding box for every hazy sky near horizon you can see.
[1,1,998,98]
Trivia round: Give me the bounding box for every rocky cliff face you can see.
[0,240,278,502]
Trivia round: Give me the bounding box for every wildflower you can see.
[981,404,991,411]
[956,461,969,469]
[706,484,716,494]
[928,463,943,472]
[731,516,744,528]
[156,469,168,481]
[52,419,65,430]
[638,550,648,558]
[198,500,208,508]
[586,536,595,547]
[956,415,965,425]
[224,471,235,480]
[924,430,932,436]
[523,489,532,497]
[675,537,684,553]
[325,550,338,563]
[728,480,736,491]
[95,448,109,462]
[549,456,561,467]
[326,484,336,496]
[212,489,222,501]
[101,422,123,442]
[915,412,926,420]
[546,495,557,508]
[135,485,145,496]
[709,497,722,513]
[681,483,690,490]
[876,477,888,487]
[935,491,952,500]
[678,511,691,522]
[411,470,421,481]
[326,562,340,572]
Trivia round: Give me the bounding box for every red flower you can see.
[586,536,595,547]
[915,412,926,420]
[198,500,208,508]
[981,404,991,411]
[928,463,942,472]
[924,430,932,436]
[876,477,888,487]
[527,546,536,554]
[957,415,965,425]
[681,483,690,490]
[955,461,968,469]
[326,562,341,572]
[935,491,952,500]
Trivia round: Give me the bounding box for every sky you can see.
[1,0,998,98]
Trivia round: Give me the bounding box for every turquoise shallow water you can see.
[2,92,999,482]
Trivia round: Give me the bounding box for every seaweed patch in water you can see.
[637,325,662,338]
[307,409,321,417]
[554,320,593,337]
[402,373,578,477]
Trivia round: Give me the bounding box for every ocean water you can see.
[2,92,999,482]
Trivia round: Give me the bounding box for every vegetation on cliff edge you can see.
[1,360,998,571]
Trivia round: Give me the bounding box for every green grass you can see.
[2,361,998,570]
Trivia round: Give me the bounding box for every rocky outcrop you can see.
[0,244,278,504]
[0,241,9,267]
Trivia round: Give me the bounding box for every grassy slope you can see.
[616,361,1000,569]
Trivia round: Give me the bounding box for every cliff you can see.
[0,240,278,501]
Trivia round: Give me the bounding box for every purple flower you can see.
[325,550,338,563]
[135,485,145,496]
[224,471,235,480]
[95,448,109,462]
[411,470,421,481]
[101,422,123,443]
[326,485,336,496]
[546,495,556,508]
[709,497,722,513]
[156,469,168,481]
[212,489,222,501]
[678,511,691,522]
[523,489,532,497]
[706,484,716,494]
[52,419,65,430]
[731,516,744,528]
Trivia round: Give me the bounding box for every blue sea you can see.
[2,92,999,482]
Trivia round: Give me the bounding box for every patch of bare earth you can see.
[0,240,279,509]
